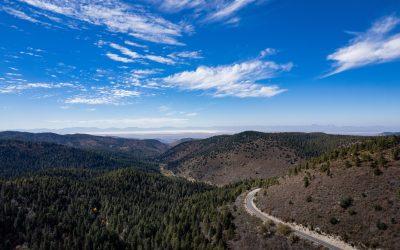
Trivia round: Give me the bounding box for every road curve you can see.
[244,188,357,250]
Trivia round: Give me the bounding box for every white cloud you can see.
[1,7,41,23]
[124,40,148,49]
[206,0,257,22]
[106,53,134,63]
[155,0,204,12]
[259,48,277,58]
[326,15,400,76]
[0,82,77,94]
[169,51,203,59]
[164,55,292,98]
[16,0,186,45]
[65,87,140,105]
[109,43,140,59]
[144,55,175,65]
[132,69,162,77]
[150,0,262,25]
[106,42,176,65]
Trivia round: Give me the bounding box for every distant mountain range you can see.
[381,132,400,136]
[0,131,169,159]
[11,125,400,141]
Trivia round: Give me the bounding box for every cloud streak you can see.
[106,53,134,63]
[65,87,140,105]
[1,7,41,23]
[15,0,186,45]
[206,0,257,22]
[163,55,292,98]
[107,42,176,65]
[0,82,77,94]
[325,15,400,77]
[150,0,262,25]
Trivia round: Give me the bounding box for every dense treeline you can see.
[289,135,400,176]
[0,167,277,250]
[161,131,364,166]
[0,140,158,178]
[0,131,169,159]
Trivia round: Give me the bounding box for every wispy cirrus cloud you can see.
[206,0,257,23]
[1,6,41,24]
[12,0,186,45]
[154,0,204,13]
[169,50,203,59]
[325,15,400,77]
[106,42,176,65]
[163,51,292,98]
[124,40,148,49]
[0,82,78,94]
[106,53,134,63]
[109,43,141,59]
[65,87,140,105]
[150,0,263,25]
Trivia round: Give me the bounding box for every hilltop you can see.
[0,131,169,159]
[0,140,152,178]
[160,131,364,185]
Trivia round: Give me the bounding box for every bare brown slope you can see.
[160,131,363,185]
[256,137,400,249]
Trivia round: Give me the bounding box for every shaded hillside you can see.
[0,140,150,178]
[169,138,196,147]
[0,167,276,250]
[256,136,400,249]
[160,131,364,185]
[0,131,169,159]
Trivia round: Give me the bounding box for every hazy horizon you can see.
[2,124,399,142]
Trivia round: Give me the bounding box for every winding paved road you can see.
[244,188,357,250]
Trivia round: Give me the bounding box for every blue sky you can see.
[0,0,400,130]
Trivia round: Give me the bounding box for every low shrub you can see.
[330,217,340,225]
[303,176,310,188]
[276,223,292,236]
[376,221,388,230]
[340,196,353,209]
[289,234,299,244]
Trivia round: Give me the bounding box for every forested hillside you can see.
[0,167,276,250]
[0,140,156,178]
[256,136,400,249]
[160,131,364,185]
[0,131,169,159]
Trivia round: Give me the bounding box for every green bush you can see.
[289,234,299,244]
[373,168,383,176]
[392,148,400,160]
[261,222,275,237]
[348,210,357,216]
[330,217,340,225]
[303,176,310,188]
[376,221,388,230]
[344,160,352,168]
[340,196,353,209]
[276,223,292,236]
